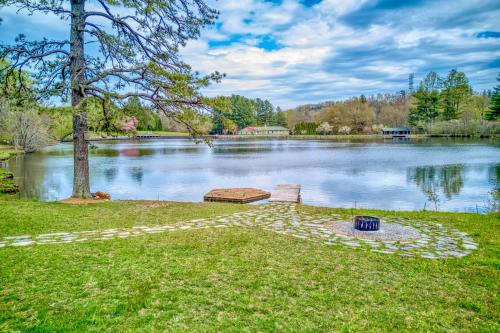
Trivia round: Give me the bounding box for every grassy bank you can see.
[0,145,19,194]
[0,144,18,161]
[0,196,498,332]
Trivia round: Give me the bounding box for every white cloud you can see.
[2,0,499,108]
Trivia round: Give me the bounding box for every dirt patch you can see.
[118,200,175,208]
[59,197,110,205]
[59,199,177,207]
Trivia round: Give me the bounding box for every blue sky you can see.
[1,0,499,108]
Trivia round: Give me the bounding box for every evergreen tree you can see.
[441,70,472,120]
[486,73,500,120]
[230,95,256,129]
[254,98,266,125]
[408,72,441,131]
[409,89,440,128]
[273,107,287,127]
[122,97,158,131]
[210,96,233,134]
[263,100,274,125]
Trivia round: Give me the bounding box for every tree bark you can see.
[70,0,90,198]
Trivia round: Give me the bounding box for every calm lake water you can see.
[4,138,500,212]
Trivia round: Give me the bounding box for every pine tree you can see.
[230,95,256,129]
[408,72,441,131]
[486,73,500,120]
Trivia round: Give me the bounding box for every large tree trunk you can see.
[70,0,90,198]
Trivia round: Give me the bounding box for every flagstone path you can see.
[0,203,477,259]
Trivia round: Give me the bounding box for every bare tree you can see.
[1,0,222,198]
[11,110,50,153]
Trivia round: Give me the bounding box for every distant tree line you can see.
[285,70,499,136]
[288,92,411,135]
[211,95,287,134]
[408,70,497,135]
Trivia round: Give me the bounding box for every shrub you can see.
[338,126,351,134]
[362,126,372,134]
[430,120,500,137]
[293,122,318,135]
[371,124,385,134]
[118,116,139,134]
[316,122,333,135]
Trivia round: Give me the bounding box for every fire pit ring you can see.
[354,216,380,231]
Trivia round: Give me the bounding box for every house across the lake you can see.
[382,127,411,137]
[237,126,290,136]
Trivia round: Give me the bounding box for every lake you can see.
[4,138,499,212]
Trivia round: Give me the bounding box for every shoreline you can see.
[59,133,499,142]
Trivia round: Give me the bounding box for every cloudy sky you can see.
[1,0,499,108]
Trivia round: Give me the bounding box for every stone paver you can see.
[0,203,478,259]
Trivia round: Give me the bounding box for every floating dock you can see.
[269,184,301,203]
[204,188,271,203]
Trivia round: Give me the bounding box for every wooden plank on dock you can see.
[269,184,301,203]
[204,188,271,203]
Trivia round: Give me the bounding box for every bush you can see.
[293,122,318,135]
[362,126,372,134]
[118,116,139,134]
[316,122,333,135]
[430,120,500,137]
[338,126,352,134]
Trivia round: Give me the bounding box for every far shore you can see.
[59,132,498,142]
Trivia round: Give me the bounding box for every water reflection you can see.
[104,168,118,183]
[407,164,465,199]
[6,138,500,212]
[488,164,500,186]
[129,167,144,184]
[488,164,500,209]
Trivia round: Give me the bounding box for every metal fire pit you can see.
[354,216,380,231]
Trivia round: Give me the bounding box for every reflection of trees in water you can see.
[129,167,144,184]
[408,164,465,199]
[104,168,118,183]
[409,166,437,193]
[439,165,464,199]
[488,164,500,186]
[488,164,500,211]
[8,154,48,199]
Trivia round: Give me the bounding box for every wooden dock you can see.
[269,184,301,203]
[204,188,271,203]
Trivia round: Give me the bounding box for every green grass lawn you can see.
[0,197,498,332]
